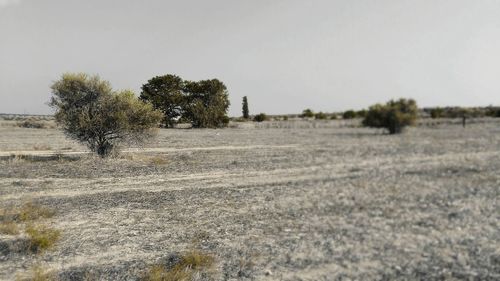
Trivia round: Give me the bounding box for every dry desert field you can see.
[1,118,499,280]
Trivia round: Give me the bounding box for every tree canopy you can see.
[362,98,418,134]
[49,73,163,157]
[140,75,230,128]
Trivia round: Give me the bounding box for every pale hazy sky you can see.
[1,0,500,116]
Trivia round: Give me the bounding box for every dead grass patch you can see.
[18,202,56,222]
[143,250,215,281]
[25,224,61,253]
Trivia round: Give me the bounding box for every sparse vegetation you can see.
[49,73,163,157]
[342,110,357,119]
[301,109,314,118]
[25,224,61,253]
[253,113,268,122]
[314,112,327,120]
[362,98,418,134]
[17,118,49,129]
[143,250,215,281]
[18,202,56,222]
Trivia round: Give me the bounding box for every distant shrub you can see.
[356,109,367,118]
[253,113,268,122]
[330,114,338,120]
[430,107,444,119]
[342,110,357,119]
[486,107,500,118]
[17,118,47,129]
[283,115,289,121]
[362,98,418,134]
[314,112,327,120]
[301,109,314,118]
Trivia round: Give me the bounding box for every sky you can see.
[1,0,500,116]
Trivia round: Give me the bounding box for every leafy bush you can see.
[315,112,327,120]
[50,73,163,157]
[253,113,268,122]
[430,107,444,119]
[342,110,357,119]
[356,109,367,118]
[362,98,418,134]
[140,75,230,128]
[301,109,314,118]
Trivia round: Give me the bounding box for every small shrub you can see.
[342,110,357,119]
[314,112,327,120]
[430,107,444,119]
[362,98,418,134]
[253,113,268,122]
[25,224,61,253]
[300,109,314,118]
[283,115,289,121]
[356,109,367,118]
[17,119,47,129]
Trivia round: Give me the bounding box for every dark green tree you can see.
[301,109,314,118]
[141,75,230,128]
[342,110,357,119]
[140,74,185,127]
[242,96,249,119]
[362,98,418,134]
[253,113,268,122]
[183,79,230,128]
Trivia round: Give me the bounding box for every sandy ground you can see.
[0,120,499,280]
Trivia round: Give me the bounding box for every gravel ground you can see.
[0,121,499,280]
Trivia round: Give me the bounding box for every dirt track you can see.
[1,122,499,280]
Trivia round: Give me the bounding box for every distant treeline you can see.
[231,106,500,122]
[422,106,500,119]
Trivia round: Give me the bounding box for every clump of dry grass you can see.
[143,250,215,281]
[17,119,49,129]
[18,202,56,222]
[0,202,55,225]
[25,224,61,253]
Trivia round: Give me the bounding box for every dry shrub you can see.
[25,224,61,253]
[144,250,215,281]
[17,119,48,129]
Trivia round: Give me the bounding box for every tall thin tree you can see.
[242,96,249,119]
